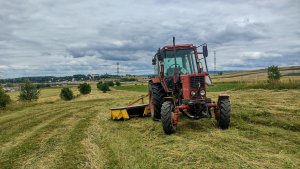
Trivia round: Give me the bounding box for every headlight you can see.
[190,91,196,96]
[200,90,206,96]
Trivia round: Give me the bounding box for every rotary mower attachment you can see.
[110,94,150,120]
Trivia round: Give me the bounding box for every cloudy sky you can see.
[0,0,299,78]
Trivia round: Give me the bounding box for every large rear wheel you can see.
[149,83,164,121]
[218,99,231,129]
[161,101,176,134]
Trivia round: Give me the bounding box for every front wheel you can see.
[218,99,231,129]
[161,101,176,134]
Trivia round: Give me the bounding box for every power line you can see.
[117,62,119,76]
[214,50,216,72]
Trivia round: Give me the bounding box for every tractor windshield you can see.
[164,49,198,76]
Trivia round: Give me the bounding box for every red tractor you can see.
[148,37,231,134]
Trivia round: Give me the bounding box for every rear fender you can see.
[163,97,176,106]
[149,77,160,84]
[149,77,169,93]
[217,94,230,107]
[218,94,230,101]
[148,77,161,93]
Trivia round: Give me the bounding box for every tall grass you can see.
[240,80,300,90]
[208,80,300,91]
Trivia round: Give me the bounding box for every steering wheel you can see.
[168,63,180,69]
[166,64,178,76]
[170,64,189,73]
[167,64,188,75]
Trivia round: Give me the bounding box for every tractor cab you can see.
[152,44,208,76]
[162,44,199,76]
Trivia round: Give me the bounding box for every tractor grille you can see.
[190,76,205,88]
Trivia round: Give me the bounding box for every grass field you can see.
[114,85,148,92]
[1,83,300,168]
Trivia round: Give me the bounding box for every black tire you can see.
[161,101,176,134]
[149,83,164,121]
[218,99,231,129]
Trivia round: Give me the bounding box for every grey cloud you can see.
[0,0,299,78]
[209,22,269,44]
[221,51,300,70]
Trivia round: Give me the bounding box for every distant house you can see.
[3,87,15,92]
[88,74,100,80]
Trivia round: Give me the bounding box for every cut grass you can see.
[0,85,299,168]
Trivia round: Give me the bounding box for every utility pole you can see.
[117,62,120,76]
[214,50,216,72]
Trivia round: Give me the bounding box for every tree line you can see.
[0,79,122,107]
[0,74,137,83]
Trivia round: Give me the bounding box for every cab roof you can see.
[162,44,195,50]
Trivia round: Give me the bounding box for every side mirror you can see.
[203,45,208,57]
[152,56,156,65]
[157,48,163,61]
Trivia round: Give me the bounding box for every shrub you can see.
[0,86,11,108]
[78,83,91,95]
[96,81,103,89]
[19,79,40,101]
[98,83,110,93]
[267,65,281,82]
[36,83,51,89]
[115,81,121,86]
[60,87,74,101]
[120,78,137,82]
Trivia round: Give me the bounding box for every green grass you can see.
[114,80,300,94]
[208,81,300,91]
[207,82,243,92]
[0,85,300,168]
[114,85,148,92]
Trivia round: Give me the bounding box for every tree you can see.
[115,81,121,86]
[97,83,110,93]
[60,87,74,101]
[0,86,11,108]
[106,81,114,86]
[78,83,91,95]
[96,81,103,89]
[267,65,281,82]
[19,79,40,101]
